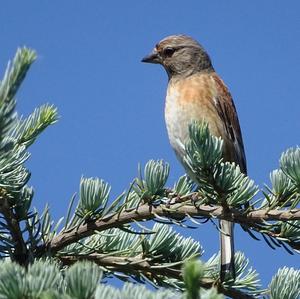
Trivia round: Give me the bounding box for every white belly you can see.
[165,88,186,157]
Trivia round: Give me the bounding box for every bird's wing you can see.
[212,73,247,174]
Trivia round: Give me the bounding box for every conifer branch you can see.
[40,199,300,255]
[59,253,255,299]
[0,194,27,264]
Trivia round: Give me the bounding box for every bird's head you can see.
[142,35,213,79]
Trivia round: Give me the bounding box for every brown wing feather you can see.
[212,73,247,174]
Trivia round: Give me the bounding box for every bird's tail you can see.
[220,220,235,281]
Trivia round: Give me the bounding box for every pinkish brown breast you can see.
[164,72,225,162]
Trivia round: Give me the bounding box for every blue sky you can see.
[0,0,299,290]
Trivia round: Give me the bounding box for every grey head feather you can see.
[156,35,214,79]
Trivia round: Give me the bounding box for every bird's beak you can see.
[141,49,161,64]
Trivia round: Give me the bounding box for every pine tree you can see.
[0,48,299,299]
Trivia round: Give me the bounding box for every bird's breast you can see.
[164,74,222,157]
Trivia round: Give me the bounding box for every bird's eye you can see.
[163,47,175,57]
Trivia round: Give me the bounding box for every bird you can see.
[141,34,247,281]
